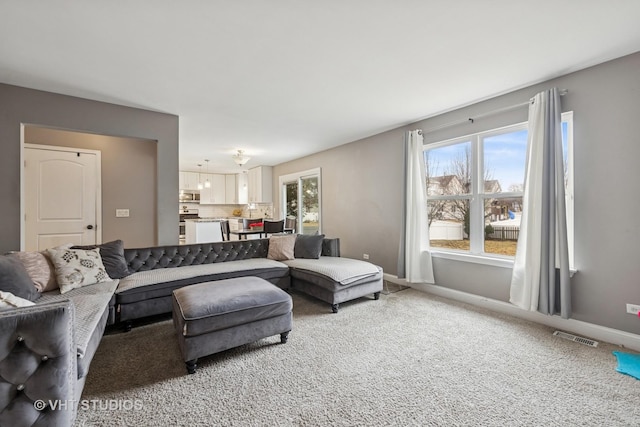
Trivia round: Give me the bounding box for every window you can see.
[280,168,321,234]
[425,112,573,264]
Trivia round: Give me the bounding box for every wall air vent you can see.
[553,331,599,347]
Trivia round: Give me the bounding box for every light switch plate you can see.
[115,209,130,218]
[626,304,640,315]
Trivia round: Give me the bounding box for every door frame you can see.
[278,167,322,234]
[22,142,103,250]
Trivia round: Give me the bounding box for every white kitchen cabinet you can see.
[199,173,226,204]
[179,171,200,190]
[225,174,237,204]
[225,173,248,204]
[198,173,212,204]
[247,166,272,203]
[211,174,226,204]
[237,172,248,204]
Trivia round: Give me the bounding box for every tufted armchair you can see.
[0,300,76,426]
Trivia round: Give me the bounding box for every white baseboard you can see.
[384,273,640,352]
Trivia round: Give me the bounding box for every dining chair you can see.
[284,217,297,233]
[219,220,230,241]
[263,219,285,236]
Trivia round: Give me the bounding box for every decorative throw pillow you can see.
[267,234,297,261]
[71,240,130,279]
[0,255,41,301]
[0,291,36,310]
[7,251,58,292]
[294,234,325,259]
[45,245,112,294]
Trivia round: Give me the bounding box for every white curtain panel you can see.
[400,130,435,284]
[510,88,571,318]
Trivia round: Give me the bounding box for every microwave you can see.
[179,190,200,203]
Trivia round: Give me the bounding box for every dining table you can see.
[230,227,294,240]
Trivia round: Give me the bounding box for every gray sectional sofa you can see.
[0,236,383,426]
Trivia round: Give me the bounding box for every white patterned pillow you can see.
[0,291,36,310]
[45,245,112,294]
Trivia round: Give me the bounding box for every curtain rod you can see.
[422,89,568,135]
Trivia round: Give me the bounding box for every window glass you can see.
[301,176,319,235]
[428,199,470,251]
[562,121,570,190]
[484,196,523,256]
[481,128,527,256]
[285,181,298,219]
[425,141,472,196]
[482,129,527,194]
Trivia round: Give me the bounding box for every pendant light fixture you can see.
[233,150,250,166]
[196,164,204,190]
[204,159,211,188]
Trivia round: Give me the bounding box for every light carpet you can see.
[75,288,640,426]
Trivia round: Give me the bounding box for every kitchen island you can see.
[184,218,223,243]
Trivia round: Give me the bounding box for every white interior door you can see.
[24,146,101,251]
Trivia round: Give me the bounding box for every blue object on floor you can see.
[612,351,640,380]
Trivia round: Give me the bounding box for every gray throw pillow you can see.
[294,234,325,259]
[0,255,41,302]
[71,240,130,279]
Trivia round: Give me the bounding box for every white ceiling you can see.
[2,1,640,173]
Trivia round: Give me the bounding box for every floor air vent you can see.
[553,331,599,347]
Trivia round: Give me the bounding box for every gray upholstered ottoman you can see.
[172,276,293,374]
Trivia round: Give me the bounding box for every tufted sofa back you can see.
[124,239,270,273]
[124,237,341,273]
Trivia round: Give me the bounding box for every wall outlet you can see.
[115,209,130,218]
[363,254,369,260]
[626,304,640,315]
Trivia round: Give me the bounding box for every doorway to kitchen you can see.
[280,168,321,235]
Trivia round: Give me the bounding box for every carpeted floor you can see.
[75,288,640,426]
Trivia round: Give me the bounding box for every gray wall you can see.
[24,127,158,248]
[273,126,410,271]
[0,83,179,253]
[273,51,640,335]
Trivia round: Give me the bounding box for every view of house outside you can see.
[425,122,569,257]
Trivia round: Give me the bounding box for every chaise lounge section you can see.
[284,256,383,313]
